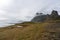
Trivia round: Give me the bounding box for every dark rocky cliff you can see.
[31,10,60,22]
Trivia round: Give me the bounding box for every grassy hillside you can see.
[0,20,60,40]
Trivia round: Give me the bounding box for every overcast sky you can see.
[0,0,60,27]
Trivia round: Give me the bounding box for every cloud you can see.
[0,0,60,27]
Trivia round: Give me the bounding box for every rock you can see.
[17,26,23,28]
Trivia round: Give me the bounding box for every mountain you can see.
[31,10,60,22]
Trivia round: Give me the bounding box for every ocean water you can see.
[0,20,23,27]
[0,23,15,27]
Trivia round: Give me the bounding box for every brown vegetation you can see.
[0,20,60,40]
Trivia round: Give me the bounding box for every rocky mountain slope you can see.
[31,10,60,22]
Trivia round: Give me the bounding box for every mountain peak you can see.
[31,10,60,22]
